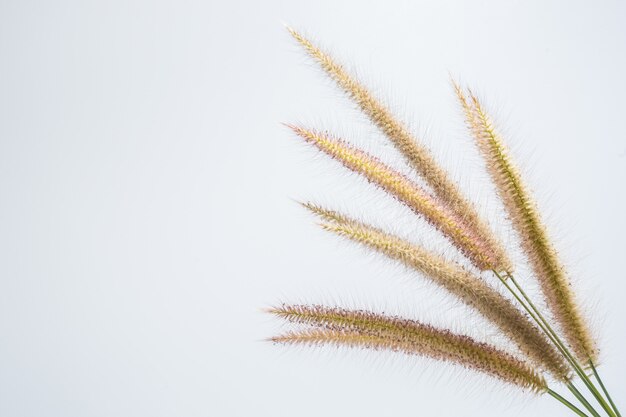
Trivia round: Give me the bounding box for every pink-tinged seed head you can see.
[289,125,502,271]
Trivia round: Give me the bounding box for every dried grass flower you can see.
[453,82,597,365]
[267,27,622,417]
[269,305,547,393]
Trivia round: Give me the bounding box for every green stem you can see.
[504,273,616,417]
[589,359,622,417]
[568,383,603,417]
[549,388,590,417]
[492,271,611,417]
[493,275,598,416]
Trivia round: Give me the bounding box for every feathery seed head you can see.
[454,83,598,363]
[269,305,547,393]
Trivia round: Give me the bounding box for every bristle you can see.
[299,201,356,225]
[308,211,570,379]
[269,306,547,393]
[451,78,482,137]
[456,85,597,363]
[287,28,511,273]
[290,125,500,271]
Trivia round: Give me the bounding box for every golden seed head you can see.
[454,82,598,363]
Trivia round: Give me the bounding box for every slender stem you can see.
[568,383,603,417]
[493,272,575,371]
[549,388,590,417]
[589,359,622,417]
[492,271,612,417]
[505,273,581,369]
[493,273,599,416]
[494,272,562,351]
[503,272,617,417]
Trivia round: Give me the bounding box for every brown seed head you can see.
[269,305,547,393]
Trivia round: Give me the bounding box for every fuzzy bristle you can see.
[454,83,597,363]
[287,28,511,273]
[299,201,356,225]
[269,305,547,393]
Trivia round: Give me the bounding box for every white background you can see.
[1,1,625,416]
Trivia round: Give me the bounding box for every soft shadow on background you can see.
[1,1,625,416]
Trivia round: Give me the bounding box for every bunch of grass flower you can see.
[287,27,511,274]
[305,203,571,381]
[303,203,570,380]
[267,27,622,417]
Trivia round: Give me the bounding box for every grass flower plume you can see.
[453,82,597,365]
[269,305,547,393]
[268,28,622,417]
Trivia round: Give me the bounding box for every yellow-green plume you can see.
[269,305,547,393]
[287,27,511,273]
[454,83,597,364]
[303,205,570,379]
